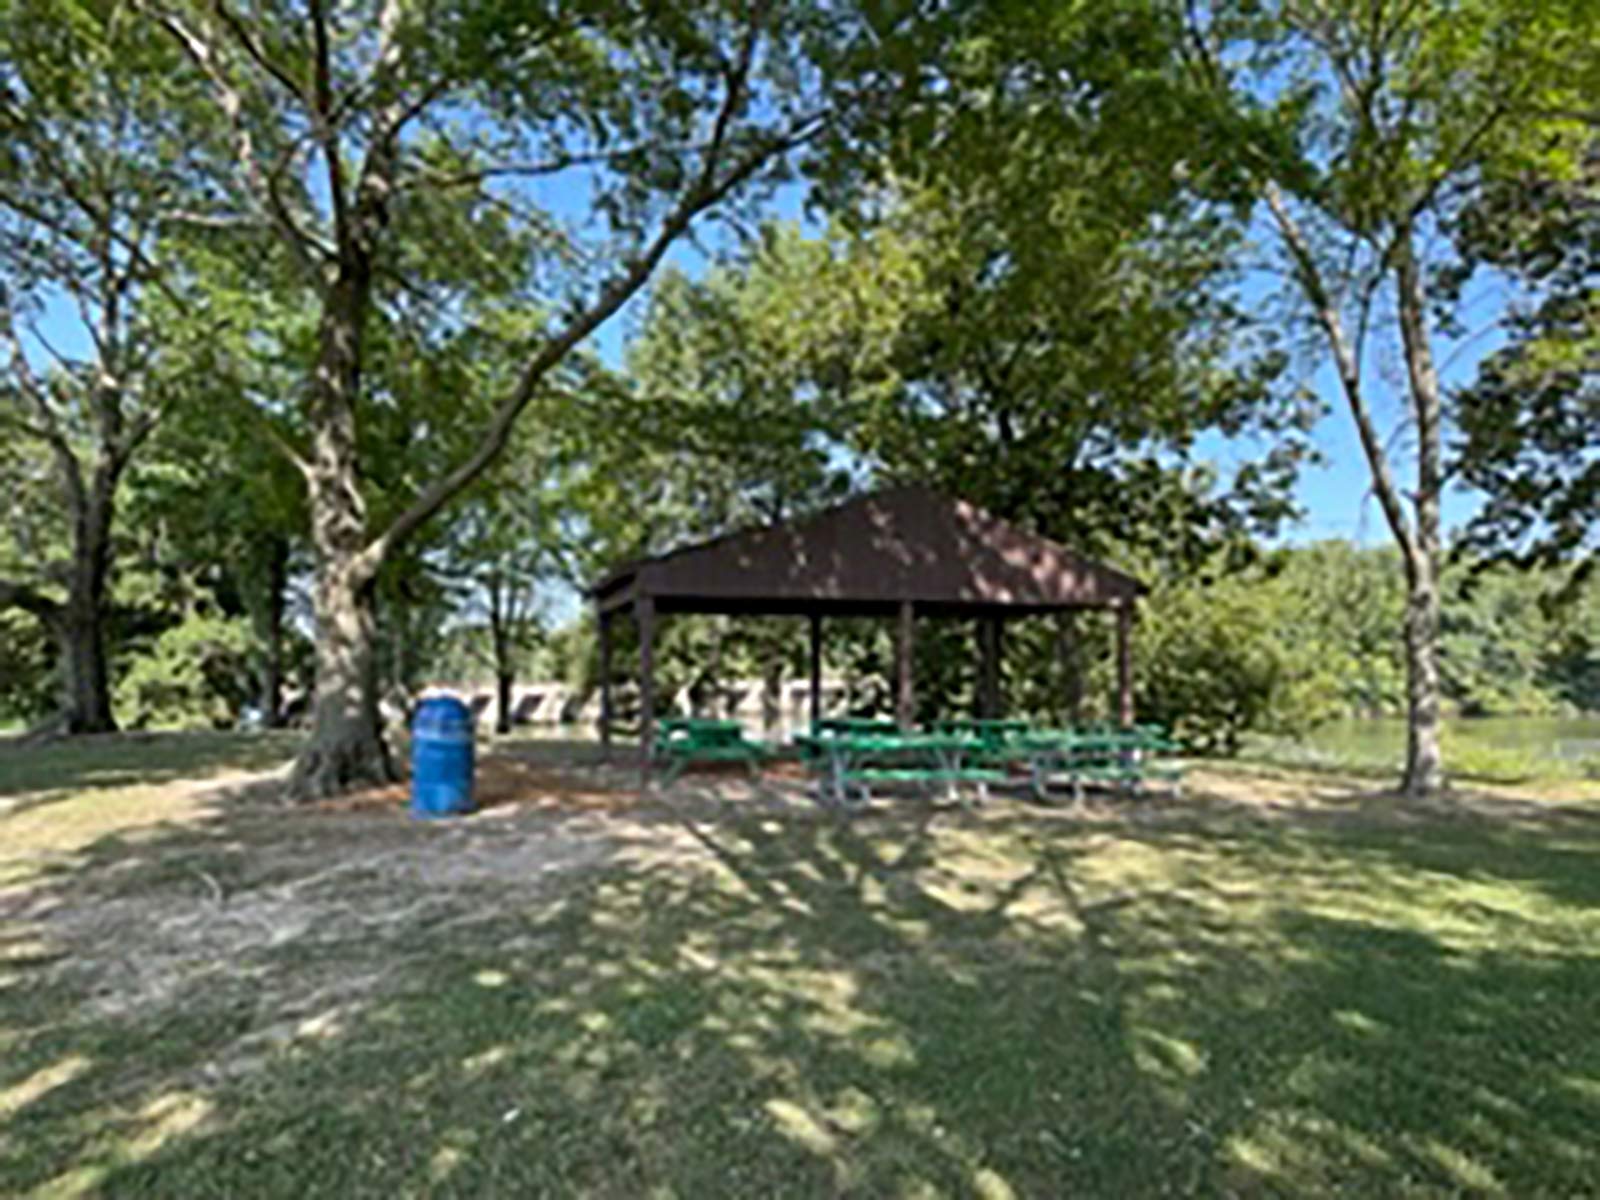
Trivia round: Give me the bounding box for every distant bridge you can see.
[418,676,855,733]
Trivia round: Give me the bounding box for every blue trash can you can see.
[411,696,475,817]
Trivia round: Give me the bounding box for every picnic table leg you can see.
[821,747,843,809]
[936,746,959,805]
[966,750,988,807]
[846,748,871,810]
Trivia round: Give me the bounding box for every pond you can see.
[1296,715,1600,769]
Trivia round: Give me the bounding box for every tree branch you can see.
[1265,181,1417,560]
[356,81,826,583]
[209,0,307,104]
[144,3,329,290]
[307,0,349,249]
[395,143,710,194]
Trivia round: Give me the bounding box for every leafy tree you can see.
[1183,0,1599,795]
[787,0,1320,567]
[0,0,220,731]
[431,431,563,734]
[139,0,868,797]
[1454,151,1599,582]
[130,320,309,727]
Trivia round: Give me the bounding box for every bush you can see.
[117,613,257,729]
[1135,573,1349,755]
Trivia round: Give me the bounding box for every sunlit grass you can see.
[3,735,1600,1194]
[0,732,300,890]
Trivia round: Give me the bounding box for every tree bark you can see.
[287,277,394,799]
[495,668,514,736]
[1394,231,1445,797]
[58,451,120,734]
[58,599,115,734]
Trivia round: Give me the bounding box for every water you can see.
[1298,716,1600,767]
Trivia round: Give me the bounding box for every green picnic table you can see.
[812,716,901,736]
[926,717,1031,746]
[654,717,772,782]
[794,730,1003,811]
[1011,727,1182,801]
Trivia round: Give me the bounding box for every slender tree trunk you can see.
[288,278,394,799]
[492,604,513,737]
[1265,185,1444,797]
[495,668,514,735]
[1395,233,1445,797]
[256,536,288,727]
[485,571,515,735]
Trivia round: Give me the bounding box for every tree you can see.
[1454,150,1599,582]
[434,435,562,735]
[795,0,1318,567]
[822,190,1309,566]
[1183,0,1599,795]
[139,0,861,797]
[0,0,218,731]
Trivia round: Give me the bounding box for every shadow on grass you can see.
[0,731,304,806]
[4,772,1600,1195]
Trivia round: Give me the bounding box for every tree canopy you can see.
[0,0,1596,789]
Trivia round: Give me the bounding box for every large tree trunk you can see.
[58,458,119,734]
[293,561,390,795]
[58,600,114,733]
[1400,557,1443,795]
[288,278,394,800]
[1395,233,1445,797]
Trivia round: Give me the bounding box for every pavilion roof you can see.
[592,486,1146,617]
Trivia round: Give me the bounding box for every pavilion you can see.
[589,486,1148,760]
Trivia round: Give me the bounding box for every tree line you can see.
[2,0,1595,799]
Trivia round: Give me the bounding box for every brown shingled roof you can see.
[593,486,1145,616]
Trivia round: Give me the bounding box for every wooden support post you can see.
[808,612,822,730]
[977,615,1002,718]
[637,594,656,773]
[1116,602,1134,728]
[598,607,613,756]
[896,600,915,731]
[1057,610,1083,726]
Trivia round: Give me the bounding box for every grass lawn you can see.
[4,736,1600,1196]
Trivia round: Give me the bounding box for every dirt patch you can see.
[327,752,652,815]
[0,756,729,1085]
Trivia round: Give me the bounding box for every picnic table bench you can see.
[813,716,901,736]
[654,717,772,782]
[1010,727,1183,801]
[926,717,1031,746]
[794,730,1003,810]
